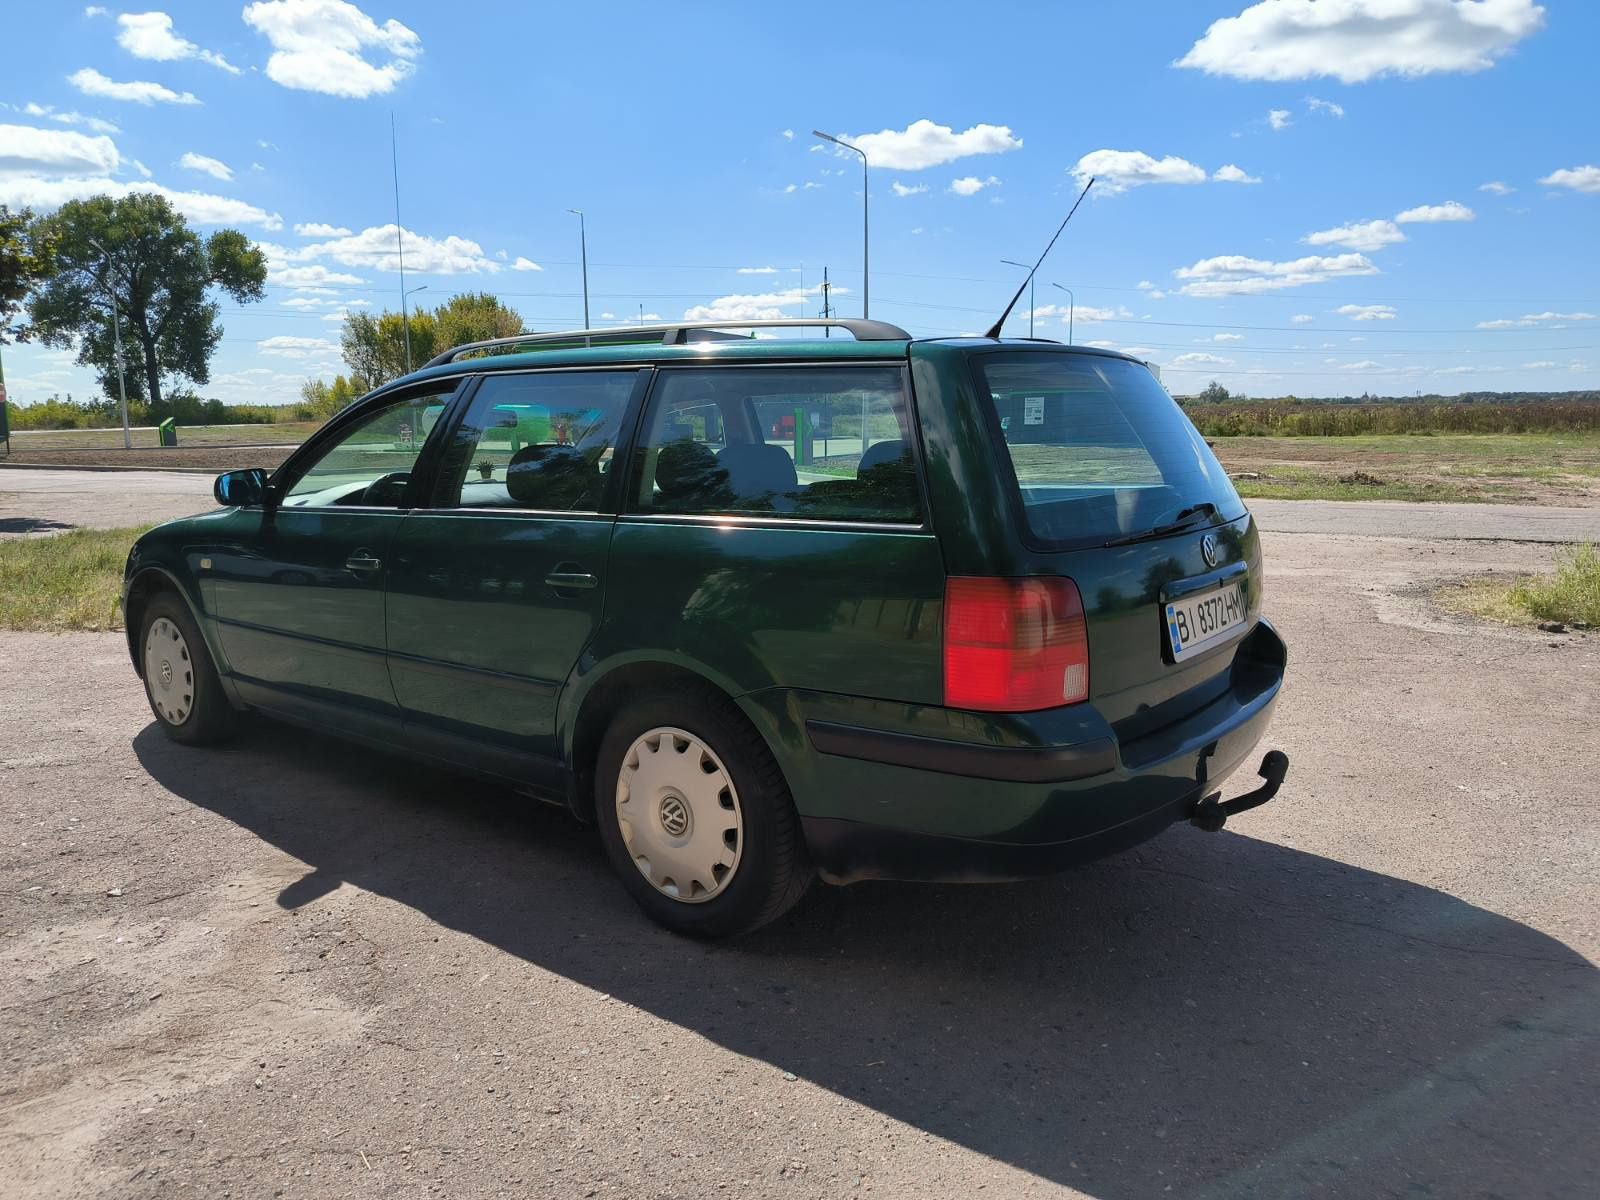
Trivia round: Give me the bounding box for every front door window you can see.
[279,392,454,508]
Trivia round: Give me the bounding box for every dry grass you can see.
[0,526,150,631]
[1440,543,1600,629]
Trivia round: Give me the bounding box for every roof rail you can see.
[421,317,912,369]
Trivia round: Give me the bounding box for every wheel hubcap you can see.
[616,726,743,903]
[144,617,194,726]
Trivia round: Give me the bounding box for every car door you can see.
[383,368,647,781]
[210,381,462,738]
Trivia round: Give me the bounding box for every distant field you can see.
[1214,432,1600,505]
[1187,401,1600,438]
[7,422,321,450]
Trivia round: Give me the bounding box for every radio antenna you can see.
[983,176,1094,340]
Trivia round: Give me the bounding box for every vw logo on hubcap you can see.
[160,659,174,686]
[659,793,691,838]
[1201,533,1219,568]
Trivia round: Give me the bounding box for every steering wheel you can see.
[362,471,411,506]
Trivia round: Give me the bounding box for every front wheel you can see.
[594,689,810,937]
[139,592,237,745]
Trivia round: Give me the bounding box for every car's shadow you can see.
[134,721,1599,1198]
[0,516,78,536]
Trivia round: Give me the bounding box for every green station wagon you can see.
[124,318,1288,936]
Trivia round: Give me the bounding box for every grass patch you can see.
[1441,543,1600,628]
[1232,467,1492,503]
[0,525,151,632]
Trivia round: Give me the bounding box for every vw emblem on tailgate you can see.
[1200,533,1219,568]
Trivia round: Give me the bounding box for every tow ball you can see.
[1190,750,1289,833]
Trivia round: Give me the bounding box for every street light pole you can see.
[1000,259,1035,338]
[1051,282,1075,344]
[86,237,131,450]
[812,131,868,318]
[568,209,590,330]
[401,283,428,373]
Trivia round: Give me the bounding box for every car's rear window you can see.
[973,352,1245,548]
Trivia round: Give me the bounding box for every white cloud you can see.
[243,0,422,99]
[1136,280,1168,300]
[265,262,365,289]
[1213,332,1246,342]
[736,266,780,275]
[84,5,109,15]
[782,181,823,193]
[131,158,152,177]
[294,221,352,237]
[68,67,199,105]
[117,11,239,73]
[1268,108,1292,131]
[178,151,233,182]
[1291,313,1314,323]
[1304,218,1405,251]
[1172,352,1234,366]
[1175,0,1546,83]
[11,103,119,134]
[1173,252,1379,296]
[1212,163,1261,184]
[277,223,500,274]
[833,119,1022,171]
[1522,360,1557,369]
[1478,180,1514,195]
[1332,360,1382,370]
[1539,165,1600,195]
[511,256,542,272]
[1395,200,1474,222]
[781,129,793,141]
[0,123,120,176]
[1475,310,1596,329]
[948,175,1000,196]
[682,285,838,324]
[1336,303,1398,321]
[1072,149,1207,193]
[0,153,281,230]
[890,181,928,197]
[258,334,340,359]
[1306,96,1345,117]
[1027,303,1132,325]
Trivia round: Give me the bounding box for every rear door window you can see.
[974,352,1245,548]
[631,366,922,523]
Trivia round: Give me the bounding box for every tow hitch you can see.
[1190,750,1289,832]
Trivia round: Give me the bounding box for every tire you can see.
[594,686,811,937]
[138,591,237,746]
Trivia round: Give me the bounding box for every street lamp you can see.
[1051,282,1075,344]
[401,283,429,373]
[568,209,590,330]
[85,237,131,450]
[1001,259,1035,338]
[812,130,869,319]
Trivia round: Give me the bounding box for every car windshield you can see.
[973,351,1245,548]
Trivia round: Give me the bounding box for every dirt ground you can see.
[2,529,1597,1199]
[0,445,295,471]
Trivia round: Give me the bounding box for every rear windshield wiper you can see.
[1103,502,1220,548]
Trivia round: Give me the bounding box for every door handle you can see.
[544,568,598,591]
[345,551,383,575]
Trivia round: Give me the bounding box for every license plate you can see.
[1165,580,1248,662]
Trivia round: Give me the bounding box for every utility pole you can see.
[568,209,590,330]
[812,131,869,318]
[1001,259,1035,337]
[86,237,132,449]
[821,266,832,336]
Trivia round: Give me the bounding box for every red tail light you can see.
[943,576,1090,712]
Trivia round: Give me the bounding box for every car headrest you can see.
[716,442,798,503]
[858,439,909,474]
[505,444,594,509]
[654,439,728,507]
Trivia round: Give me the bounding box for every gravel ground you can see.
[2,530,1598,1199]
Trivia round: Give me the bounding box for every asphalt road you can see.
[3,466,1599,542]
[2,529,1597,1198]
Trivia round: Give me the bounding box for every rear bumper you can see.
[761,618,1287,884]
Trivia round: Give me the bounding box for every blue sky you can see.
[2,0,1596,406]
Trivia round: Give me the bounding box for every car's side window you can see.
[632,366,922,523]
[429,370,640,512]
[279,388,455,508]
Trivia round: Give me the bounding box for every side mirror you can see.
[214,467,270,508]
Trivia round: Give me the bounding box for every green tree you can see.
[1198,380,1231,404]
[340,292,524,386]
[25,194,267,418]
[1,205,55,344]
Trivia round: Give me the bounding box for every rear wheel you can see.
[594,689,810,937]
[140,592,236,745]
